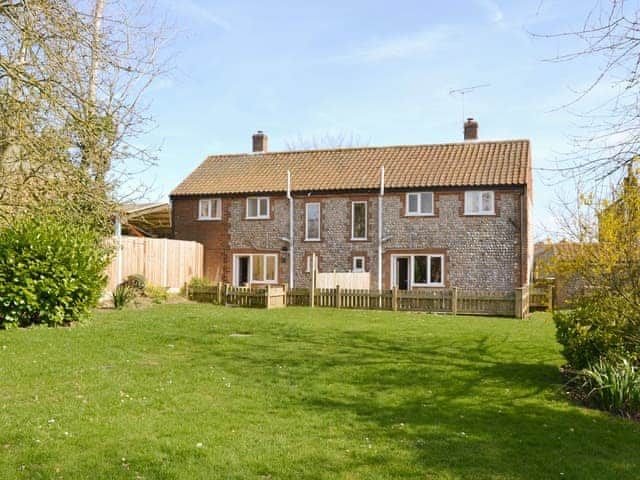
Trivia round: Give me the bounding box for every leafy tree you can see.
[0,0,168,228]
[552,164,640,367]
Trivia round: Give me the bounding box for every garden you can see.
[1,304,639,479]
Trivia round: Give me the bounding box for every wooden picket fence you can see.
[188,283,531,318]
[529,285,554,311]
[188,284,286,309]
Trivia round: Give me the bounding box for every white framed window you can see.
[246,197,270,219]
[198,198,221,220]
[464,191,495,215]
[305,202,321,241]
[233,254,277,285]
[406,192,434,216]
[352,256,365,273]
[351,201,367,240]
[305,254,319,273]
[391,254,444,288]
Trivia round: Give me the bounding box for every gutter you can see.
[287,170,295,288]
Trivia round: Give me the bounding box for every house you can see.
[170,119,533,293]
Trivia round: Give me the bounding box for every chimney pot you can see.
[464,117,479,141]
[252,130,268,153]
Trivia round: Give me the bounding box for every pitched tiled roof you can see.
[171,139,531,196]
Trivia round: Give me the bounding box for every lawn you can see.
[0,305,638,479]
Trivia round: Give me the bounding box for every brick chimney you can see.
[464,118,478,141]
[252,130,268,153]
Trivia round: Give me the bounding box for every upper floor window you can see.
[305,202,321,241]
[198,198,221,220]
[406,192,434,216]
[464,191,494,215]
[246,197,270,219]
[351,201,367,240]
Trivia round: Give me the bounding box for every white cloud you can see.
[474,0,505,25]
[331,26,454,63]
[168,0,231,31]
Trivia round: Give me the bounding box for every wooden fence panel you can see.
[457,291,515,317]
[397,289,452,312]
[287,288,311,306]
[316,272,370,289]
[106,236,203,291]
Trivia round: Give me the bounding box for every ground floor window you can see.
[352,256,365,273]
[233,254,277,285]
[391,254,444,289]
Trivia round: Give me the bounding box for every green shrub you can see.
[0,212,111,327]
[576,358,640,417]
[188,277,212,288]
[144,284,168,304]
[112,284,134,309]
[554,307,628,370]
[181,276,213,297]
[124,273,146,294]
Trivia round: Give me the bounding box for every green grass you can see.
[1,305,639,479]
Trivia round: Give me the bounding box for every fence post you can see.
[547,284,554,311]
[452,287,458,315]
[266,284,271,309]
[515,287,524,319]
[184,281,189,300]
[217,282,223,305]
[223,283,228,306]
[335,285,341,308]
[310,254,316,308]
[392,286,398,311]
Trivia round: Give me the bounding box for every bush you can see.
[0,212,111,327]
[124,273,146,294]
[112,284,134,309]
[188,277,212,288]
[554,295,639,369]
[576,358,640,417]
[144,284,168,304]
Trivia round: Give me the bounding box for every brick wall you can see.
[171,186,527,293]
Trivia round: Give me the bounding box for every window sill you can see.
[412,283,445,288]
[244,216,271,220]
[405,213,435,217]
[350,238,369,242]
[197,217,221,221]
[463,212,495,216]
[304,238,321,242]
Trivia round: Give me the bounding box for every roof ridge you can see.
[204,138,531,159]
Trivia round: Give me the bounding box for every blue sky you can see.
[140,0,607,239]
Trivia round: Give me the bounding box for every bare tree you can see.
[0,0,169,227]
[538,1,640,181]
[284,131,370,151]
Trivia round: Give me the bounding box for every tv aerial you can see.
[449,84,491,123]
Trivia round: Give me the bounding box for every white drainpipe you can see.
[378,165,385,291]
[287,170,295,288]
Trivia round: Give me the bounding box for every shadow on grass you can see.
[199,320,640,479]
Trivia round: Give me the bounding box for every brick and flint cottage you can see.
[170,119,533,293]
